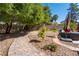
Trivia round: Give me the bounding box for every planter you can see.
[59,32,79,41]
[70,32,79,41]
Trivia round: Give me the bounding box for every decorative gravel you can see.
[0,31,79,56]
[28,31,78,56]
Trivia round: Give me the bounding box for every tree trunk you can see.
[23,25,32,31]
[5,23,9,34]
[5,21,12,34]
[8,21,12,33]
[23,25,28,30]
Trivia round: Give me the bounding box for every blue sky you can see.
[42,3,70,23]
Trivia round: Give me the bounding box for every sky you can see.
[42,3,70,23]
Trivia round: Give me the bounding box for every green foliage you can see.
[70,21,77,31]
[14,3,51,29]
[43,43,57,52]
[69,3,79,21]
[38,25,48,40]
[0,3,51,33]
[51,14,58,22]
[51,28,58,32]
[0,4,13,22]
[61,20,77,32]
[61,22,66,30]
[70,3,79,12]
[43,6,51,23]
[0,3,51,25]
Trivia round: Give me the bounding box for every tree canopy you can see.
[51,14,58,22]
[0,3,51,33]
[68,3,79,22]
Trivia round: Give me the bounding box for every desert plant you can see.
[43,43,57,52]
[38,25,48,40]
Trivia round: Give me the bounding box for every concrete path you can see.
[0,38,14,56]
[8,31,46,56]
[52,36,79,51]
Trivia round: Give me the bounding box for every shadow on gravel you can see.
[29,40,41,43]
[0,31,29,41]
[77,51,79,56]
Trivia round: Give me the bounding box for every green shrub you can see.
[38,31,45,40]
[38,25,48,40]
[70,22,77,32]
[51,28,58,32]
[43,43,57,52]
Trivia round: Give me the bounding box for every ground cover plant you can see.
[42,43,57,52]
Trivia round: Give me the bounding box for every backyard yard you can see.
[0,3,79,56]
[0,30,79,56]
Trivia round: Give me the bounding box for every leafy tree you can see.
[0,3,24,33]
[0,4,14,33]
[43,6,51,24]
[0,3,52,33]
[68,3,79,22]
[20,4,43,30]
[51,14,58,22]
[16,4,51,30]
[68,3,79,31]
[23,4,51,30]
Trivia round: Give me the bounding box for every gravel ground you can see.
[51,45,78,56]
[0,31,79,56]
[0,32,27,56]
[28,31,78,56]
